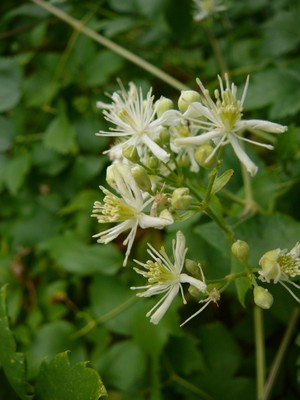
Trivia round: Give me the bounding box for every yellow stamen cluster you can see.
[215,84,243,131]
[136,259,177,285]
[92,188,136,223]
[278,253,300,277]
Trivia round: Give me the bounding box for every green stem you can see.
[254,306,265,400]
[31,0,189,91]
[264,308,300,400]
[205,26,228,76]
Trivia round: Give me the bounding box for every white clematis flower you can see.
[96,82,171,163]
[131,231,207,324]
[175,75,287,176]
[92,164,173,266]
[258,242,300,302]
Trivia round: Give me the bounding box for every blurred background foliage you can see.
[0,0,300,399]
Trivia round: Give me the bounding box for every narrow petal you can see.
[138,212,173,229]
[230,136,258,176]
[175,129,221,146]
[149,285,180,324]
[237,119,287,134]
[142,134,170,162]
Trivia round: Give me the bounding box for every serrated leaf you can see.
[211,169,234,195]
[35,351,106,400]
[44,110,76,154]
[0,285,33,400]
[41,232,122,276]
[4,153,31,195]
[0,58,22,112]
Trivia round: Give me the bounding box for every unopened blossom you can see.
[92,164,173,266]
[258,243,300,302]
[175,74,287,176]
[96,82,171,163]
[131,231,207,324]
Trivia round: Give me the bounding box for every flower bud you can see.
[178,90,201,113]
[159,128,170,144]
[194,143,217,168]
[131,165,152,193]
[253,286,273,309]
[171,188,192,210]
[156,96,174,117]
[185,259,202,279]
[188,285,202,297]
[145,156,159,170]
[231,240,249,263]
[106,165,117,189]
[122,144,140,163]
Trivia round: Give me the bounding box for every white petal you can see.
[149,285,180,324]
[138,212,173,229]
[237,119,287,134]
[175,129,221,146]
[230,136,258,176]
[142,134,170,162]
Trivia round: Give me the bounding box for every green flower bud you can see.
[188,285,202,297]
[131,165,152,193]
[159,128,170,145]
[194,143,217,168]
[253,286,274,309]
[106,165,117,189]
[146,156,159,170]
[122,145,140,163]
[185,259,202,279]
[178,90,201,113]
[231,240,250,263]
[156,96,174,117]
[171,187,192,210]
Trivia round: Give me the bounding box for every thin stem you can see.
[254,306,265,400]
[73,295,138,338]
[31,0,189,91]
[264,308,300,400]
[205,26,228,76]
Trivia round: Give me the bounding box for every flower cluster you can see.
[92,76,291,325]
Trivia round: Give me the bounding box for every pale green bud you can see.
[253,286,274,309]
[178,90,201,113]
[156,96,174,117]
[159,128,170,144]
[146,156,159,170]
[185,259,202,279]
[122,145,140,163]
[171,187,192,210]
[131,165,152,193]
[106,165,117,189]
[188,285,202,297]
[194,143,217,168]
[231,240,250,263]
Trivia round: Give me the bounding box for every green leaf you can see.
[41,232,122,276]
[84,51,123,87]
[35,351,106,400]
[211,169,234,195]
[44,110,76,154]
[97,340,146,391]
[0,58,22,112]
[4,153,31,195]
[0,285,33,399]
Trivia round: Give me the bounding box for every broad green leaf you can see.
[35,351,106,400]
[97,340,146,391]
[0,58,22,112]
[84,51,123,87]
[44,110,76,154]
[0,285,33,399]
[4,153,31,195]
[211,169,234,195]
[26,321,85,380]
[41,232,122,276]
